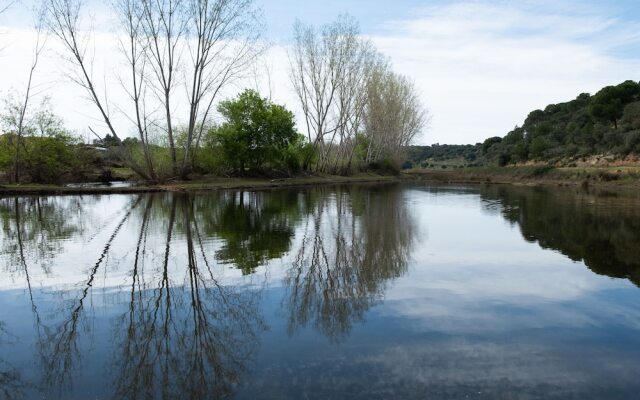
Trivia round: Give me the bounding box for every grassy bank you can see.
[404,166,640,191]
[0,173,402,196]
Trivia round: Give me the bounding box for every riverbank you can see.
[405,166,640,192]
[3,166,640,196]
[0,173,402,196]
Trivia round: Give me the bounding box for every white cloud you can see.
[1,1,640,145]
[372,1,640,144]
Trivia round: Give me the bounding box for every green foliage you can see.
[483,80,640,166]
[207,90,306,174]
[0,133,89,183]
[590,81,640,129]
[482,137,502,155]
[406,143,482,168]
[367,157,401,175]
[93,134,120,148]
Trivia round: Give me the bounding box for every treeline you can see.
[405,144,482,169]
[0,1,426,184]
[482,80,640,166]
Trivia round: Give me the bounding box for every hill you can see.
[482,80,640,166]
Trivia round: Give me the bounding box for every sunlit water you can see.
[0,183,639,399]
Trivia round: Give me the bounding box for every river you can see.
[0,183,639,399]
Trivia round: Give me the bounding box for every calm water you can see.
[0,183,639,399]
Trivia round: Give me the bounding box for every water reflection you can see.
[0,196,88,276]
[286,186,416,340]
[0,184,416,398]
[199,191,303,275]
[2,184,638,398]
[0,322,27,400]
[480,186,640,287]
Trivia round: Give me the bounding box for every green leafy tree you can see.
[590,81,640,129]
[209,90,305,174]
[482,137,502,155]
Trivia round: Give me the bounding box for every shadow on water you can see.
[480,185,640,287]
[0,184,416,398]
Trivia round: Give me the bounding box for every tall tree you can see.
[290,16,379,173]
[44,0,264,181]
[363,65,428,164]
[290,16,427,173]
[9,8,46,184]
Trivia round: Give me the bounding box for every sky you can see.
[1,0,640,145]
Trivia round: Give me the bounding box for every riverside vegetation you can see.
[2,0,638,191]
[0,1,426,186]
[405,80,640,188]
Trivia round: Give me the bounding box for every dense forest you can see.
[483,80,640,166]
[407,80,640,169]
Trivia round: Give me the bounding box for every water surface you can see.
[0,183,639,399]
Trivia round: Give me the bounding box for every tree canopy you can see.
[208,90,305,174]
[481,80,640,165]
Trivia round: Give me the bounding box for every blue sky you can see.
[1,0,640,144]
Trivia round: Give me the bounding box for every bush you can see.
[0,133,88,183]
[368,157,400,175]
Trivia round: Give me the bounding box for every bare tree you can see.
[363,66,429,164]
[44,0,263,181]
[0,6,47,183]
[0,1,13,15]
[290,16,402,174]
[182,0,264,177]
[13,10,46,183]
[115,0,158,180]
[290,16,353,172]
[44,0,153,180]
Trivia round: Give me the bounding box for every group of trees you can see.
[0,97,96,183]
[405,144,482,169]
[402,80,640,170]
[43,0,264,181]
[291,16,428,174]
[482,80,640,166]
[0,2,427,183]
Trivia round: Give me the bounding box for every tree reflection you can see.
[197,191,302,275]
[0,323,27,400]
[39,196,143,393]
[110,194,264,399]
[481,186,640,286]
[32,193,265,399]
[285,185,416,341]
[0,196,88,275]
[1,184,418,396]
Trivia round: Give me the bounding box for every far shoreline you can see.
[0,173,403,196]
[1,166,639,196]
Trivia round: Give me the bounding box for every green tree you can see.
[210,90,304,174]
[482,137,502,155]
[590,80,640,129]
